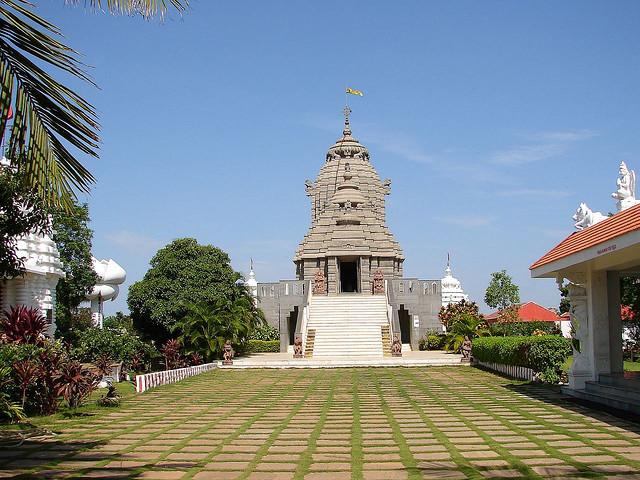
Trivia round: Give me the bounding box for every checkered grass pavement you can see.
[3,367,640,479]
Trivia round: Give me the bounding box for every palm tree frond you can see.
[0,0,99,209]
[71,0,188,19]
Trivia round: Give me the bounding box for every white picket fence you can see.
[475,361,535,381]
[135,363,217,393]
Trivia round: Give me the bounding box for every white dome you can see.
[441,259,468,307]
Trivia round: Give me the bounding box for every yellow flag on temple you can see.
[346,87,364,96]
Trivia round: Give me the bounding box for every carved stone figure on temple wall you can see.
[373,269,385,294]
[313,269,327,295]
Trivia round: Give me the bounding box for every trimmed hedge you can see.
[489,321,560,337]
[472,335,571,383]
[245,339,280,353]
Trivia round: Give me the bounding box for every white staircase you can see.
[306,294,388,358]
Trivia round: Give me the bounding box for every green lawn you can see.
[2,367,640,479]
[563,355,640,372]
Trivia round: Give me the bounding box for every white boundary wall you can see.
[476,361,535,381]
[135,363,216,393]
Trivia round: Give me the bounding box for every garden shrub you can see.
[245,339,280,353]
[250,323,279,341]
[472,335,571,383]
[489,321,559,337]
[418,334,446,351]
[73,327,158,369]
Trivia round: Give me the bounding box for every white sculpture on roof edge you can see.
[573,203,606,231]
[612,161,640,211]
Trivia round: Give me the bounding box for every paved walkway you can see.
[4,367,640,479]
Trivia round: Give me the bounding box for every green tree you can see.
[128,238,243,342]
[484,270,520,311]
[0,0,187,211]
[443,314,490,352]
[174,295,265,362]
[0,168,49,278]
[559,283,570,314]
[51,202,98,340]
[438,300,482,331]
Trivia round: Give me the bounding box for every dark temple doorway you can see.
[287,306,299,345]
[398,305,411,344]
[339,259,359,293]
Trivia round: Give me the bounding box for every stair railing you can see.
[298,280,312,353]
[384,279,395,343]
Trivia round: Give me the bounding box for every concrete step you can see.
[599,373,640,390]
[585,381,640,403]
[563,386,640,415]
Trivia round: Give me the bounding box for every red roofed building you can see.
[484,301,560,323]
[530,197,640,413]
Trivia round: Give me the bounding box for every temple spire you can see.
[343,105,352,136]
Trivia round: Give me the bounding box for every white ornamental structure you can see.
[611,161,640,211]
[0,232,65,336]
[440,255,468,307]
[245,259,258,301]
[86,257,126,328]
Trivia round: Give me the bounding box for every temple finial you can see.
[343,105,352,136]
[250,257,254,272]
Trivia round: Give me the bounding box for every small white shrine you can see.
[245,259,258,301]
[0,233,65,336]
[441,255,468,307]
[86,257,126,328]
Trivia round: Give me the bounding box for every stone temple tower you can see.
[294,107,404,294]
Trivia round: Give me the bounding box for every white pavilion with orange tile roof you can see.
[531,195,640,412]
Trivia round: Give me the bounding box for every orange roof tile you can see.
[530,203,640,271]
[485,302,560,323]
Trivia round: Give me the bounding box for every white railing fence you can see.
[475,361,534,381]
[135,362,217,393]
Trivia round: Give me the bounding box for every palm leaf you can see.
[0,0,187,210]
[75,0,188,18]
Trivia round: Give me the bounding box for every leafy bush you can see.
[245,340,280,353]
[250,323,279,341]
[54,361,99,409]
[1,306,48,344]
[489,321,560,337]
[472,336,572,383]
[418,334,446,351]
[73,326,157,370]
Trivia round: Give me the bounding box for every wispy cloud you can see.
[492,143,566,166]
[104,230,162,255]
[527,129,598,142]
[496,188,572,198]
[491,129,597,166]
[435,215,492,228]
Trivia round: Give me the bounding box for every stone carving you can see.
[568,282,589,373]
[612,161,640,211]
[222,340,234,365]
[373,269,385,294]
[313,269,327,295]
[305,179,315,195]
[461,336,472,363]
[293,335,303,358]
[391,334,402,357]
[383,179,392,195]
[573,203,606,230]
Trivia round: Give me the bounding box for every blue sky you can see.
[38,1,640,314]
